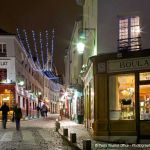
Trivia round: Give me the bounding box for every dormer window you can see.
[118,16,141,51]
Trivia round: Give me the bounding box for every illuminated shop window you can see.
[140,72,150,120]
[109,74,135,120]
[118,16,141,51]
[140,72,150,81]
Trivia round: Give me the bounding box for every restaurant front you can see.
[90,50,150,143]
[0,83,15,120]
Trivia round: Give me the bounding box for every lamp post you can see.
[76,28,96,54]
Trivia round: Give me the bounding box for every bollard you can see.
[83,139,91,150]
[63,128,68,137]
[70,133,76,143]
[55,120,60,132]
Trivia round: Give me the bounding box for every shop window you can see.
[140,72,150,120]
[109,74,135,120]
[140,72,150,81]
[118,16,141,51]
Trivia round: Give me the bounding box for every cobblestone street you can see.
[0,114,76,150]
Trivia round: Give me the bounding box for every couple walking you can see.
[0,102,22,130]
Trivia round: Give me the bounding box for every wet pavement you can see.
[0,114,77,150]
[0,114,149,150]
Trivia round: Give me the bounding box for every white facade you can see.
[0,31,62,119]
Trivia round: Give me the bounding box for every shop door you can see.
[139,83,150,138]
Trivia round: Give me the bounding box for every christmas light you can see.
[23,29,37,70]
[32,30,42,69]
[51,29,55,69]
[17,28,59,82]
[39,32,45,69]
[16,28,41,72]
[45,30,49,70]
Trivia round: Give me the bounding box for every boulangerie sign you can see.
[107,56,150,73]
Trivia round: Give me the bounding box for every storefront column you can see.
[93,74,109,136]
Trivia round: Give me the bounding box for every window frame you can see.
[118,16,141,51]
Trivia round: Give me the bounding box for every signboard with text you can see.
[107,56,150,73]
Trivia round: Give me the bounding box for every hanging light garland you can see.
[16,28,59,81]
[32,30,42,69]
[23,29,38,70]
[51,28,55,70]
[39,32,45,70]
[16,28,41,72]
[45,30,49,70]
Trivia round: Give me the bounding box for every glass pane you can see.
[140,72,150,81]
[109,74,135,120]
[140,85,150,120]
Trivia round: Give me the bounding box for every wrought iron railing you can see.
[118,37,142,51]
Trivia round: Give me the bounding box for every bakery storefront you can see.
[91,50,150,143]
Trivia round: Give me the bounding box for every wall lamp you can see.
[76,28,96,54]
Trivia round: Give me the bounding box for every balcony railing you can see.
[118,37,142,52]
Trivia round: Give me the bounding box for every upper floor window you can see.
[118,16,141,51]
[0,69,7,82]
[0,43,7,57]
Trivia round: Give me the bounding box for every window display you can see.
[139,72,150,120]
[109,74,135,120]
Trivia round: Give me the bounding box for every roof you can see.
[0,28,15,35]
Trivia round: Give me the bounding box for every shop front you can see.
[82,63,94,130]
[91,50,150,143]
[0,83,15,120]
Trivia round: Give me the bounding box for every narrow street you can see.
[0,114,76,150]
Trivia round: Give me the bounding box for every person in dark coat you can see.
[13,103,22,130]
[0,102,10,129]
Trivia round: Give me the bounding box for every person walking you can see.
[0,102,9,129]
[13,103,22,130]
[41,103,48,118]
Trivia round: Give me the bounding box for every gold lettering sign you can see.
[107,57,150,73]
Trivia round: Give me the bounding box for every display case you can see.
[120,100,134,120]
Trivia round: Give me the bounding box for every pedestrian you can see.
[41,103,48,118]
[60,108,63,120]
[36,105,40,118]
[13,103,22,130]
[0,102,9,129]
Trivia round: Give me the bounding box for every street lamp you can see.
[76,28,95,54]
[18,81,24,86]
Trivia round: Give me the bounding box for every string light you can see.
[16,28,41,72]
[51,28,55,69]
[39,32,45,69]
[23,29,38,70]
[32,30,42,69]
[17,28,59,82]
[45,30,49,70]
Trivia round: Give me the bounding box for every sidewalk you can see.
[58,118,105,150]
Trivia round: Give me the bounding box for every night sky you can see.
[0,0,82,75]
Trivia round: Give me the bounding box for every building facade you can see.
[73,0,150,142]
[0,29,61,120]
[64,21,84,122]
